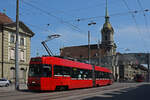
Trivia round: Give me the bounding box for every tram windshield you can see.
[29,64,52,77]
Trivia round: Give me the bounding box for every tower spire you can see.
[105,0,109,23]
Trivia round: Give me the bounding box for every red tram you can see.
[28,56,113,91]
[134,74,144,82]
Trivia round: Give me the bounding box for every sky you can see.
[0,0,150,57]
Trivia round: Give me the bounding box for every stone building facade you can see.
[0,13,34,83]
[119,63,147,81]
[118,53,148,81]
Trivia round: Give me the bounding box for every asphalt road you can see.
[0,82,150,100]
[83,83,150,100]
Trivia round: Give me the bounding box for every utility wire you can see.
[22,0,85,33]
[26,23,47,31]
[136,0,150,33]
[136,0,150,52]
[64,0,118,13]
[122,0,148,52]
[122,0,142,35]
[23,0,77,19]
[70,9,149,22]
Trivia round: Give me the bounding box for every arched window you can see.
[20,37,24,46]
[10,67,15,70]
[10,67,15,80]
[10,35,15,43]
[10,49,15,60]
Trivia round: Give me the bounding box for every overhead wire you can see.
[20,2,54,33]
[21,0,86,34]
[136,0,150,52]
[20,0,89,49]
[63,0,118,13]
[25,23,47,31]
[21,1,87,46]
[23,0,77,20]
[20,0,150,52]
[122,0,148,52]
[20,5,39,16]
[121,0,141,33]
[122,0,142,35]
[136,0,150,33]
[68,9,148,22]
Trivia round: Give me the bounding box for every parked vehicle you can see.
[134,74,144,82]
[0,78,10,87]
[28,56,113,91]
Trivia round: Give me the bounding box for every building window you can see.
[10,67,15,80]
[10,35,15,43]
[20,50,24,61]
[10,49,15,60]
[105,36,107,41]
[20,38,24,46]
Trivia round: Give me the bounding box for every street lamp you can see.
[41,34,61,56]
[97,40,101,66]
[15,0,19,91]
[88,22,96,64]
[45,34,61,42]
[88,22,96,26]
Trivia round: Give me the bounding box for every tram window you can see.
[83,70,90,78]
[95,71,103,78]
[103,72,106,78]
[63,66,71,76]
[79,69,88,79]
[71,68,80,78]
[42,65,52,77]
[101,72,104,78]
[107,73,109,78]
[105,72,107,78]
[54,65,63,75]
[104,72,107,78]
[29,64,52,77]
[86,70,92,78]
[99,71,102,78]
[103,72,109,78]
[99,71,103,78]
[95,71,99,78]
[108,73,111,78]
[109,73,113,79]
[79,70,83,78]
[70,68,92,79]
[99,71,101,78]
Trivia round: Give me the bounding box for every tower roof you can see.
[105,0,109,22]
[102,0,113,31]
[0,12,13,24]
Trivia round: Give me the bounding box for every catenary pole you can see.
[88,31,90,64]
[15,0,19,90]
[148,53,150,82]
[98,40,101,66]
[88,22,96,64]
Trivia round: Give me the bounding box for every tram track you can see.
[0,83,144,100]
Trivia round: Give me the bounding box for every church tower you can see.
[101,0,116,56]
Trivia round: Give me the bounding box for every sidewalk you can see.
[0,83,28,92]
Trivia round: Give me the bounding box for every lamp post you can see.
[147,53,150,82]
[97,40,101,66]
[15,0,19,90]
[88,30,90,63]
[88,22,96,64]
[41,34,61,56]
